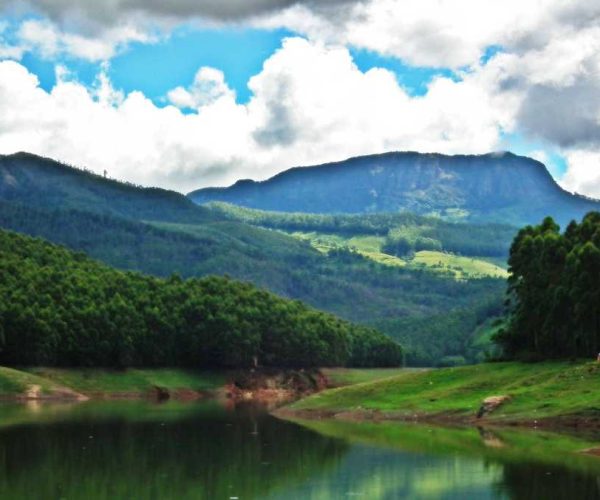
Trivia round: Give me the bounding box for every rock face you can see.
[477,395,511,418]
[188,151,600,227]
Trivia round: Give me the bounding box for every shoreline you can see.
[272,406,600,433]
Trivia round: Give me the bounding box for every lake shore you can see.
[0,366,402,404]
[275,361,600,432]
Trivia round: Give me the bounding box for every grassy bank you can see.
[0,367,422,400]
[0,367,229,399]
[286,361,600,426]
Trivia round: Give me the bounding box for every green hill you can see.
[0,152,214,224]
[0,228,401,368]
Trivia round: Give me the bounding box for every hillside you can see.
[0,153,506,366]
[204,202,514,278]
[0,228,401,367]
[189,151,600,226]
[0,152,214,224]
[285,361,600,426]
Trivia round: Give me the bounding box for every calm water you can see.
[0,400,598,499]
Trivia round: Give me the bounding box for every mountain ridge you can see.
[0,151,214,224]
[188,151,600,226]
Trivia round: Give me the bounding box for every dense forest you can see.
[0,229,402,368]
[0,202,505,366]
[495,212,600,359]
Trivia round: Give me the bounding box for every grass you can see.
[290,361,600,422]
[289,231,505,278]
[0,366,65,395]
[409,251,508,279]
[25,368,227,394]
[322,368,424,387]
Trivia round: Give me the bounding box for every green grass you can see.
[409,251,508,279]
[0,366,66,395]
[322,368,424,387]
[289,232,506,277]
[25,368,227,394]
[290,361,600,422]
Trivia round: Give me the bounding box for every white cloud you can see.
[561,150,600,198]
[16,19,154,61]
[0,38,518,192]
[167,67,235,109]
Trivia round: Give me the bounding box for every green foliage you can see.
[496,212,600,359]
[0,229,402,368]
[375,296,504,366]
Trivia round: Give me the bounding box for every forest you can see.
[495,212,600,359]
[0,201,505,366]
[0,229,402,368]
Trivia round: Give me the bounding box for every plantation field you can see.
[290,231,506,278]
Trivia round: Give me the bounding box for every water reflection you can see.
[0,401,598,499]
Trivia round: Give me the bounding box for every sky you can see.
[0,1,598,196]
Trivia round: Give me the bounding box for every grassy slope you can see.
[0,367,66,395]
[27,368,227,393]
[289,231,507,278]
[0,367,227,396]
[411,251,508,279]
[290,362,600,422]
[322,368,422,387]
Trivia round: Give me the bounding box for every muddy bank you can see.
[220,368,328,407]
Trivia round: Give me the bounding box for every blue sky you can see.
[0,0,595,194]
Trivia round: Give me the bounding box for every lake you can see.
[0,400,598,499]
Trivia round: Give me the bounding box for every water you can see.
[0,400,598,499]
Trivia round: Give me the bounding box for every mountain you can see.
[0,152,214,224]
[188,151,600,227]
[0,151,506,365]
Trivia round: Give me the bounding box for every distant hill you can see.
[189,151,600,227]
[0,152,214,224]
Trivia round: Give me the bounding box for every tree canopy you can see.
[0,229,402,368]
[494,212,600,359]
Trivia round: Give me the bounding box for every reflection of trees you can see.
[495,462,600,500]
[0,404,348,500]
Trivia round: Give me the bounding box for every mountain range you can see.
[4,150,588,366]
[189,151,600,227]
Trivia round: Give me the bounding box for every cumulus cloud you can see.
[561,150,600,198]
[0,38,514,192]
[167,67,235,109]
[16,18,154,61]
